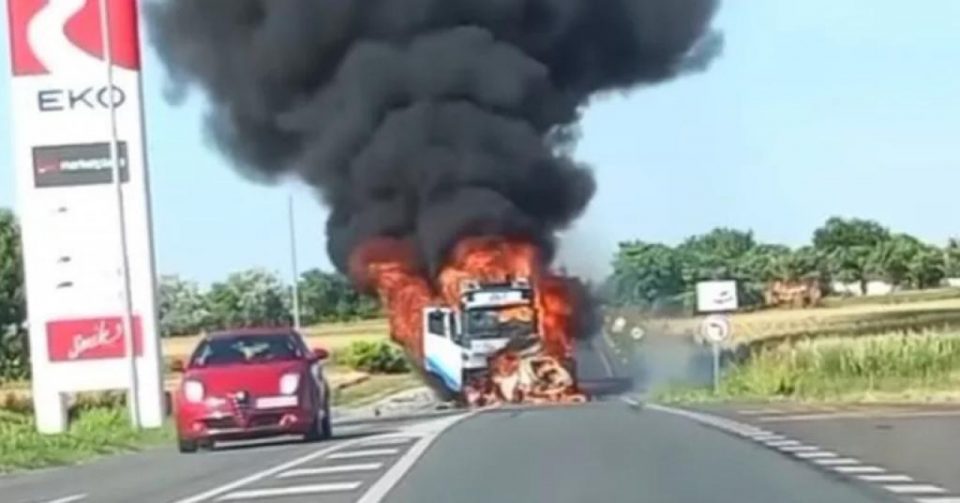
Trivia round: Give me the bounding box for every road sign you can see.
[696,280,739,313]
[700,315,731,344]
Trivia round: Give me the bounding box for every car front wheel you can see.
[305,399,332,442]
[178,437,198,454]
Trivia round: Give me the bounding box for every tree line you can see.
[605,217,960,312]
[158,269,380,337]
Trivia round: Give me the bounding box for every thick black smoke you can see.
[146,0,721,275]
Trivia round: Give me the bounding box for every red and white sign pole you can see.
[5,0,163,433]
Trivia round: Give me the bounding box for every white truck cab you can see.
[423,278,537,394]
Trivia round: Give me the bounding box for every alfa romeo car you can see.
[173,328,332,453]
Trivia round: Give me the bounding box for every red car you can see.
[173,328,332,453]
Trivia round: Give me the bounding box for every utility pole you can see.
[288,194,301,329]
[99,0,140,429]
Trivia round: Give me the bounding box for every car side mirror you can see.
[169,358,186,373]
[311,347,330,362]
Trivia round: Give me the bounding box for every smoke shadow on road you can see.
[625,332,715,395]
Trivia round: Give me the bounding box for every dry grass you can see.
[161,319,390,360]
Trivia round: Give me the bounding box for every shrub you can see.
[335,341,410,374]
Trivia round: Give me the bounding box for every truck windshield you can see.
[463,307,535,341]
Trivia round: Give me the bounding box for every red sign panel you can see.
[7,0,141,76]
[47,316,144,362]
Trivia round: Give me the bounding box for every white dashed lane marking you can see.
[358,436,416,447]
[327,448,400,460]
[882,484,947,495]
[276,463,384,479]
[216,482,363,501]
[639,400,960,503]
[814,458,860,466]
[858,474,913,483]
[795,451,837,459]
[834,465,886,474]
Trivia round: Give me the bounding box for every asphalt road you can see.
[700,402,960,497]
[1,335,948,503]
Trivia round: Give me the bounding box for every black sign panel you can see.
[32,142,130,188]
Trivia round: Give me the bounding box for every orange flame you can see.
[351,235,587,406]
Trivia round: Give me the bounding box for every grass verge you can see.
[655,329,960,404]
[0,405,173,473]
[332,373,424,409]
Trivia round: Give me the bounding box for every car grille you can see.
[249,413,283,427]
[203,417,237,429]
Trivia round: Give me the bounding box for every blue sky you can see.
[2,1,959,285]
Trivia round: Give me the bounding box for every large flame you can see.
[350,236,587,407]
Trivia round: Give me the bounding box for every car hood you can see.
[183,361,305,396]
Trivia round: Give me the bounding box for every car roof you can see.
[205,327,300,339]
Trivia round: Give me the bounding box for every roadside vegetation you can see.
[655,329,960,403]
[0,393,172,473]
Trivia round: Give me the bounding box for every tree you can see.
[813,217,890,251]
[298,269,380,324]
[945,239,960,279]
[207,269,291,329]
[866,234,922,289]
[907,245,945,289]
[610,241,684,306]
[814,217,892,294]
[158,275,212,336]
[0,209,28,381]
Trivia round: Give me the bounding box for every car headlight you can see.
[183,380,204,403]
[279,373,300,395]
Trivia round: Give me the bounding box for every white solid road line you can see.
[173,439,366,503]
[327,448,400,459]
[42,495,87,503]
[858,474,914,483]
[834,466,886,474]
[915,498,960,503]
[357,412,478,503]
[814,458,860,466]
[883,485,947,495]
[216,482,363,500]
[277,463,384,478]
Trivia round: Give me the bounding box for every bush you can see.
[335,341,410,374]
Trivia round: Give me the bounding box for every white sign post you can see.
[6,0,163,433]
[699,314,731,394]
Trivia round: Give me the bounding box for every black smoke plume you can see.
[146,0,722,275]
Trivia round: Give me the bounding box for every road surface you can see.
[2,336,956,503]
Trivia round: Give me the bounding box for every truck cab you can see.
[423,278,539,394]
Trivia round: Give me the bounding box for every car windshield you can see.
[463,306,536,341]
[189,334,304,367]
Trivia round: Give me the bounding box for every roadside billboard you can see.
[5,0,163,433]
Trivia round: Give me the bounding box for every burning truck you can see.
[148,0,720,404]
[353,237,587,407]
